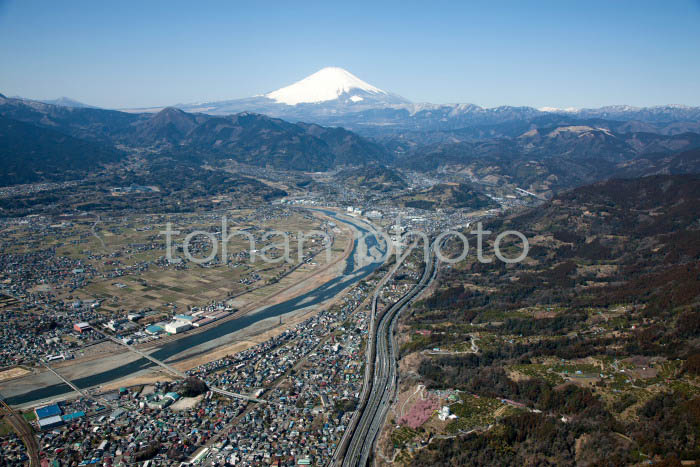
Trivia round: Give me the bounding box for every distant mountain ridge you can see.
[395,126,700,197]
[10,95,98,108]
[0,95,391,183]
[8,68,700,134]
[550,104,700,123]
[174,96,700,134]
[154,109,391,170]
[1,81,699,192]
[39,97,98,108]
[0,115,122,185]
[132,67,700,135]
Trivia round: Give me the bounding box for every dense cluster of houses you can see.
[24,274,376,466]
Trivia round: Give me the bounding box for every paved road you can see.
[341,243,438,466]
[0,396,40,467]
[95,328,266,404]
[330,241,410,465]
[41,361,117,409]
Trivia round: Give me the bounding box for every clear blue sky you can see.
[1,0,699,109]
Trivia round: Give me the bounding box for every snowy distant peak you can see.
[40,97,97,108]
[539,106,580,113]
[265,67,387,105]
[535,104,700,123]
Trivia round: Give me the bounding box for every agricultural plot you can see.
[0,207,336,316]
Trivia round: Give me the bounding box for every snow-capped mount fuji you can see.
[158,67,700,136]
[174,67,410,119]
[264,67,389,105]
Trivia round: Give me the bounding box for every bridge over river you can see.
[3,209,388,407]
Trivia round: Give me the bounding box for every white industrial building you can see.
[37,415,64,430]
[164,321,192,334]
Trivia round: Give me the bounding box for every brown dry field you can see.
[0,367,30,382]
[15,209,366,397]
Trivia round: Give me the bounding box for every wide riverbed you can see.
[4,210,386,406]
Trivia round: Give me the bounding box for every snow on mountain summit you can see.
[265,67,387,105]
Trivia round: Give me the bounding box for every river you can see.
[5,210,386,405]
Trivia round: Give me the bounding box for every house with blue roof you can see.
[145,324,164,335]
[35,403,61,420]
[62,411,85,422]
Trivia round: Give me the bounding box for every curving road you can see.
[3,209,388,407]
[340,242,438,467]
[0,395,39,466]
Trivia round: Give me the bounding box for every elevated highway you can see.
[340,243,438,466]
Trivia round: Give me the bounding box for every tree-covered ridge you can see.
[396,174,700,465]
[393,182,498,211]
